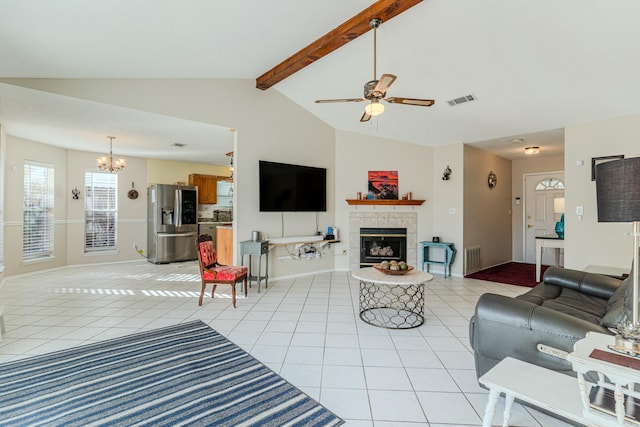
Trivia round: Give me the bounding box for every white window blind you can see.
[85,172,118,252]
[23,161,55,260]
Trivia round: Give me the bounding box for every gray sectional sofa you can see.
[469,266,631,379]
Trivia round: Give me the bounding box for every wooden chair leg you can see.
[211,284,217,299]
[231,284,237,308]
[199,282,206,306]
[243,277,248,297]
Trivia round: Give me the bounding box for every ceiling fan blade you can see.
[374,74,397,93]
[315,98,365,103]
[360,111,372,122]
[385,97,435,107]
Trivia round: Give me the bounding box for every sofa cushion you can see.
[601,275,632,328]
[540,288,608,325]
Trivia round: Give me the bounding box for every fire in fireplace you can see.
[360,227,407,267]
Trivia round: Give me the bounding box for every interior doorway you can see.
[523,172,565,264]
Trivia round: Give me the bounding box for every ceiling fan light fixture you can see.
[365,101,385,116]
[524,146,540,155]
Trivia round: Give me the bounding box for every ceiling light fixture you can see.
[524,146,540,155]
[96,136,126,173]
[364,100,385,116]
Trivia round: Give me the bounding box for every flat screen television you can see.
[259,160,327,212]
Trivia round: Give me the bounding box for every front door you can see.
[524,173,565,264]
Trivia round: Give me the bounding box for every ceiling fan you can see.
[315,18,435,122]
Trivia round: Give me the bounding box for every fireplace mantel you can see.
[345,199,424,206]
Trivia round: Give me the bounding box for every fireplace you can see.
[360,227,407,267]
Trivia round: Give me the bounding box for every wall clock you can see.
[488,171,497,189]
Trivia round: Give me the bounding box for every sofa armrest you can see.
[543,266,622,300]
[470,293,611,378]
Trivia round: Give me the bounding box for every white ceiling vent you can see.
[447,94,478,107]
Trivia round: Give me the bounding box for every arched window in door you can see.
[535,178,565,191]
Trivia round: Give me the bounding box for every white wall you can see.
[565,114,640,270]
[1,79,336,279]
[334,130,434,271]
[463,145,513,271]
[432,143,464,276]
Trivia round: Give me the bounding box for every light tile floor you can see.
[0,261,576,426]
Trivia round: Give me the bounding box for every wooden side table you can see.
[240,240,269,292]
[419,241,456,278]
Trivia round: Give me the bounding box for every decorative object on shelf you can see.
[442,165,452,181]
[71,186,80,200]
[128,182,139,200]
[373,262,414,275]
[432,236,440,243]
[553,197,565,239]
[524,146,540,155]
[595,156,640,354]
[345,199,424,206]
[591,154,624,181]
[368,170,398,199]
[488,171,497,189]
[356,191,362,200]
[96,136,126,173]
[225,151,234,183]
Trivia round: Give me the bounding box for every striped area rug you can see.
[0,320,344,426]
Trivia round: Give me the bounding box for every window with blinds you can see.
[23,161,55,261]
[85,171,117,252]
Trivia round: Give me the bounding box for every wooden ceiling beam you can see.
[255,0,423,90]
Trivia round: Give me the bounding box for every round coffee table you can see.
[352,267,433,329]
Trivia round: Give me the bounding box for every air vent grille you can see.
[447,94,478,107]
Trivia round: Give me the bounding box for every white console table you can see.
[535,236,564,282]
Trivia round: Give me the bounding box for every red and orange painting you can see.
[368,170,398,199]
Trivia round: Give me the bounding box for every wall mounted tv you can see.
[259,160,327,212]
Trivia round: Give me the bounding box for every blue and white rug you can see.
[0,320,344,426]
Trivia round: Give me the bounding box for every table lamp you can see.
[595,156,640,352]
[553,197,565,239]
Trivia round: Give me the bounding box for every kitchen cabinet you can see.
[188,174,219,204]
[216,226,233,265]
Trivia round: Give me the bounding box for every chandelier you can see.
[226,151,234,183]
[96,136,126,173]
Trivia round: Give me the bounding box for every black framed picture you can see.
[592,155,624,181]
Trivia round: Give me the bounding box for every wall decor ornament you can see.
[442,165,452,181]
[488,171,497,189]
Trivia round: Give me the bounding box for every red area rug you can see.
[465,262,549,288]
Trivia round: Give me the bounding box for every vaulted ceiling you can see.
[1,0,638,163]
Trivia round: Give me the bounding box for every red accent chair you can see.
[196,235,248,308]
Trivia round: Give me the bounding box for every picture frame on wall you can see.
[591,155,624,181]
[368,171,398,199]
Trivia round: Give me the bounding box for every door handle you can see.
[527,224,533,228]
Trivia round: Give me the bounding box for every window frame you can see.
[23,161,55,261]
[84,170,118,253]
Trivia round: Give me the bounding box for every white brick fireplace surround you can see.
[349,212,418,271]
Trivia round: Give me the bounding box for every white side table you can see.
[535,236,564,282]
[479,357,586,427]
[568,332,640,426]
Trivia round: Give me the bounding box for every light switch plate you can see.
[576,206,584,215]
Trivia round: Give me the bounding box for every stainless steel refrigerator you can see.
[147,184,198,263]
